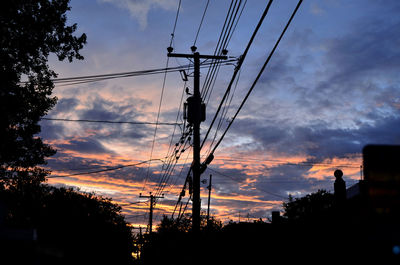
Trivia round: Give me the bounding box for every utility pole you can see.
[168,47,227,233]
[140,193,164,234]
[206,174,212,227]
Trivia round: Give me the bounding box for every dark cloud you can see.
[58,138,111,154]
[327,20,400,71]
[47,153,110,172]
[52,98,80,114]
[230,112,400,161]
[39,121,66,141]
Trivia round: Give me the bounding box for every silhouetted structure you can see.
[334,169,346,205]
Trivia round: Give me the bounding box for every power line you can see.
[200,0,273,152]
[142,0,184,194]
[48,159,163,178]
[193,0,210,46]
[209,0,303,156]
[207,167,286,199]
[203,0,245,105]
[119,201,149,205]
[226,0,247,45]
[200,0,234,99]
[169,0,182,47]
[41,117,182,126]
[201,0,243,101]
[19,60,236,87]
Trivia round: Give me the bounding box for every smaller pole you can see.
[149,195,154,233]
[206,174,212,227]
[138,226,143,260]
[140,193,164,234]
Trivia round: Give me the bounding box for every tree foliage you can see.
[282,189,335,223]
[0,0,86,184]
[157,213,223,234]
[138,214,222,264]
[0,184,134,264]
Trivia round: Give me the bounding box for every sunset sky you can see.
[39,0,400,228]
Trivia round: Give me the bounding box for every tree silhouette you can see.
[138,214,222,264]
[156,213,223,234]
[0,184,135,264]
[0,0,86,185]
[282,189,335,223]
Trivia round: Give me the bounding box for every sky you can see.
[40,0,400,228]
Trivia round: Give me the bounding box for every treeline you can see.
[136,189,399,264]
[0,182,135,264]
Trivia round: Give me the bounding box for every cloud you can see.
[52,98,80,114]
[57,138,111,154]
[310,3,325,15]
[39,0,400,225]
[229,113,400,162]
[98,0,177,29]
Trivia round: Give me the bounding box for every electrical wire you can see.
[142,56,170,192]
[193,0,210,46]
[207,167,286,199]
[200,0,235,99]
[201,0,241,100]
[201,0,245,104]
[203,68,241,158]
[169,0,182,47]
[41,117,182,126]
[20,61,235,87]
[200,0,273,152]
[47,158,163,178]
[209,0,303,156]
[140,0,184,225]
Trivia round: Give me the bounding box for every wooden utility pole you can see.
[206,174,212,226]
[168,49,227,233]
[140,193,164,233]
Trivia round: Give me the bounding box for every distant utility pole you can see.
[206,174,212,227]
[140,193,164,234]
[168,46,227,233]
